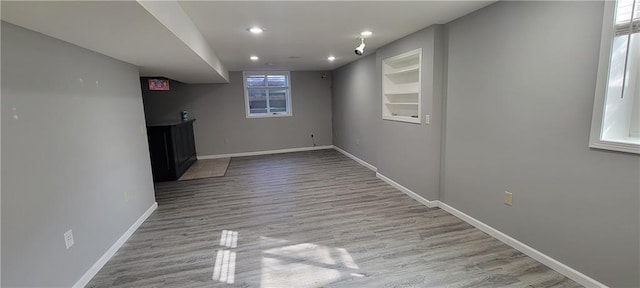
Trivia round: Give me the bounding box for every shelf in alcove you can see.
[383,115,421,124]
[382,48,422,124]
[385,102,419,106]
[384,64,420,76]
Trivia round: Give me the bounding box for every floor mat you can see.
[178,158,230,181]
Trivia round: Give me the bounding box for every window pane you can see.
[246,75,266,87]
[248,89,267,114]
[627,33,640,137]
[607,35,629,98]
[603,33,640,140]
[616,0,639,24]
[268,89,287,113]
[267,74,287,87]
[244,72,292,117]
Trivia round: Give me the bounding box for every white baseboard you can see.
[333,146,377,172]
[375,172,440,208]
[73,202,158,288]
[197,145,334,160]
[437,202,607,288]
[335,144,607,287]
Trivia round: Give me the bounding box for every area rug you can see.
[178,158,230,181]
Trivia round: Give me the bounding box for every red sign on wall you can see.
[148,79,170,91]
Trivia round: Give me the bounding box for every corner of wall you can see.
[438,24,449,202]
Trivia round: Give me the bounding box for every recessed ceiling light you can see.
[328,56,336,61]
[360,31,373,37]
[248,27,263,34]
[250,56,259,61]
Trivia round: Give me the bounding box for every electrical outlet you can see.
[425,114,430,125]
[356,138,360,145]
[64,229,74,249]
[504,191,513,206]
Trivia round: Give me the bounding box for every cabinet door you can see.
[147,127,173,181]
[185,121,196,157]
[173,123,187,166]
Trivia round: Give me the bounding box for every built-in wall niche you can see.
[382,48,422,124]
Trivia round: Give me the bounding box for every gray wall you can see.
[142,71,332,156]
[1,22,156,287]
[332,54,378,166]
[443,1,639,286]
[332,25,446,202]
[375,26,446,201]
[330,1,639,287]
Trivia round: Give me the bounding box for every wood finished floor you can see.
[88,149,581,288]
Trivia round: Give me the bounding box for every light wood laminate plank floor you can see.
[88,149,581,288]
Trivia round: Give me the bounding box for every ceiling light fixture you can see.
[250,56,259,61]
[248,27,263,34]
[360,30,373,37]
[328,56,336,61]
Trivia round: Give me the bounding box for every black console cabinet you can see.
[147,119,197,181]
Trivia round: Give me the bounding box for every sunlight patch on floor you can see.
[213,230,239,284]
[213,250,237,284]
[220,229,238,248]
[261,256,342,287]
[259,236,360,288]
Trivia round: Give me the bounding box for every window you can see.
[243,71,292,118]
[590,0,640,154]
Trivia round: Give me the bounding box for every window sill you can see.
[246,113,292,119]
[589,138,640,154]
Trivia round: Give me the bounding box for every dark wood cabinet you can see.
[147,119,197,181]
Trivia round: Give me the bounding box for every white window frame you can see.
[243,71,293,118]
[590,0,640,154]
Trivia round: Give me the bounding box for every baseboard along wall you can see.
[73,202,158,288]
[198,145,334,160]
[332,146,377,172]
[332,146,608,288]
[75,147,608,288]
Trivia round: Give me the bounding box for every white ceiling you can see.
[1,1,495,83]
[1,1,228,83]
[180,1,494,72]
